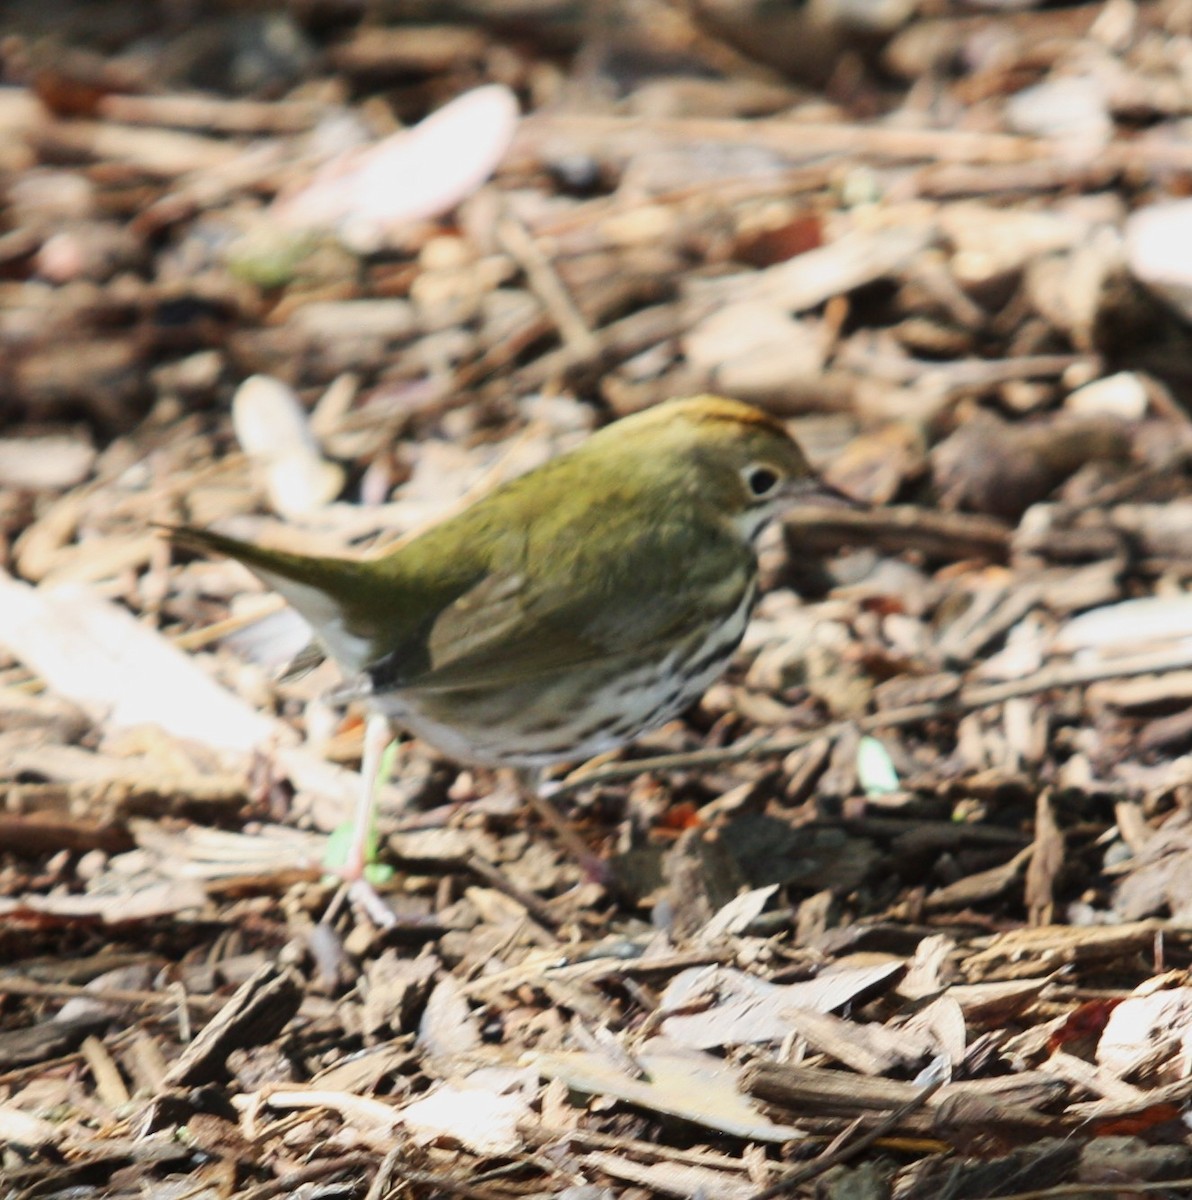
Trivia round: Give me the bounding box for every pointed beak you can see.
[785,474,866,510]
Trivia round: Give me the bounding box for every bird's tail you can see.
[166,526,386,674]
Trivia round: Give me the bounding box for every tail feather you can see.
[166,525,384,674]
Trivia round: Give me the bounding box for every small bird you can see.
[170,395,843,881]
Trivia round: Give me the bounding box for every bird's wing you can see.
[369,515,753,694]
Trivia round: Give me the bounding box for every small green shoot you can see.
[321,738,401,885]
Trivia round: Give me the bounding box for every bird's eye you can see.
[744,465,781,498]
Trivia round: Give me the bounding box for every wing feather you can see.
[369,515,752,693]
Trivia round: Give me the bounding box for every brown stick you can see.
[746,1075,946,1199]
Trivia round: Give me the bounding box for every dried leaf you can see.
[535,1040,803,1142]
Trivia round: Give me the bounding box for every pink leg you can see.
[340,711,392,882]
[525,773,610,885]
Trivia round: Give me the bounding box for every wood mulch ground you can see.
[5,2,1192,1197]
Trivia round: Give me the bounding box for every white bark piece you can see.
[274,84,519,251]
[1065,371,1148,420]
[1127,199,1192,322]
[400,1079,529,1155]
[232,374,344,516]
[0,572,281,754]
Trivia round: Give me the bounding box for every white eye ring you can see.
[743,464,781,498]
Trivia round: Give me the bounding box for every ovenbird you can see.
[171,395,841,879]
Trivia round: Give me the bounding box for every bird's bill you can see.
[784,475,866,510]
